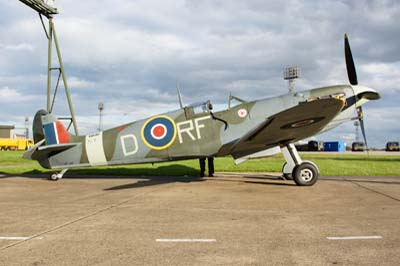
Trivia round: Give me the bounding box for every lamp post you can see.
[25,117,29,139]
[98,102,104,131]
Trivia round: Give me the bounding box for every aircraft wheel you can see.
[50,174,59,181]
[281,163,293,180]
[293,162,319,186]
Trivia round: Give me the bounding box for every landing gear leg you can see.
[50,168,68,181]
[281,144,319,186]
[281,144,301,180]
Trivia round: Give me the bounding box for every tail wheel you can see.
[293,162,319,186]
[50,174,59,181]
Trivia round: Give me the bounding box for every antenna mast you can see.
[18,0,79,135]
[176,84,184,108]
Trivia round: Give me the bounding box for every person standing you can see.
[207,157,214,177]
[199,157,214,177]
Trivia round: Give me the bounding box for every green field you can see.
[0,151,399,177]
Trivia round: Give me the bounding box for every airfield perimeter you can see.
[0,172,399,265]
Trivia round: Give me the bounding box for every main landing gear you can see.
[49,168,68,181]
[281,144,319,186]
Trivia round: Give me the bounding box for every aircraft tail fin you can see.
[33,109,72,145]
[26,110,76,168]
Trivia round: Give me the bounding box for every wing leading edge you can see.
[229,97,345,158]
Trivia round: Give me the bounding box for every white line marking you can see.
[327,236,383,240]
[156,239,217,243]
[0,236,43,240]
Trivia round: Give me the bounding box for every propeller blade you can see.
[345,34,358,85]
[357,106,368,151]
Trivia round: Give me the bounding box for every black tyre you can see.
[293,162,319,186]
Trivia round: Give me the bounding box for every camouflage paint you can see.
[24,84,379,170]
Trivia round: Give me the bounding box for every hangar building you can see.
[0,125,15,138]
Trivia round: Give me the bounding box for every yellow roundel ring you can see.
[141,115,177,150]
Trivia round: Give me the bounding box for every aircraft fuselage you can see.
[33,84,378,170]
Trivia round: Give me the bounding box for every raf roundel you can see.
[141,115,177,150]
[237,108,248,118]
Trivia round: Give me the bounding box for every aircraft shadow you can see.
[0,164,199,179]
[242,175,284,181]
[105,175,296,190]
[104,175,205,190]
[1,168,297,188]
[206,175,296,187]
[69,164,199,179]
[244,180,296,186]
[320,177,400,185]
[0,172,51,179]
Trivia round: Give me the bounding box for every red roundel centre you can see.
[153,125,165,138]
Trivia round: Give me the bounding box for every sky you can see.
[0,0,399,148]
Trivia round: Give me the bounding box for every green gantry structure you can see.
[18,0,78,135]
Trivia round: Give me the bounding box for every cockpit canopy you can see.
[184,100,213,118]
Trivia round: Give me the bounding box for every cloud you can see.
[0,0,399,148]
[68,76,96,89]
[0,86,42,104]
[0,42,34,52]
[0,86,21,98]
[361,62,400,94]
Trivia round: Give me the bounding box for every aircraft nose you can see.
[351,85,381,102]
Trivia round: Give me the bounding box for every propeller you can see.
[345,33,358,85]
[344,34,368,150]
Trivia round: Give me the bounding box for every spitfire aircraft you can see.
[23,32,380,186]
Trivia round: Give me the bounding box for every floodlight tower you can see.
[354,121,361,142]
[98,102,104,131]
[284,66,300,93]
[18,0,79,135]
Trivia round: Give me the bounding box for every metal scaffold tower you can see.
[18,0,79,135]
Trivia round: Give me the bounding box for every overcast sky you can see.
[1,0,399,148]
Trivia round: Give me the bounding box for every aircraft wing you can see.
[229,97,345,158]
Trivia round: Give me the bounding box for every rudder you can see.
[33,109,71,145]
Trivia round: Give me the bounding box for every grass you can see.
[0,151,399,177]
